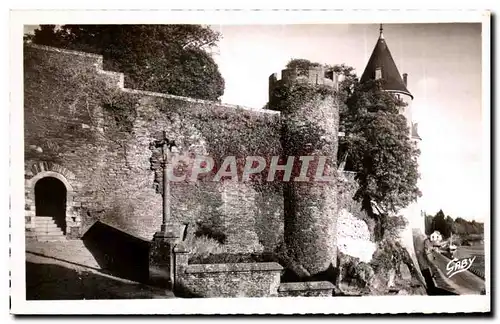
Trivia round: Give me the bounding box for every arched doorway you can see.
[35,177,67,234]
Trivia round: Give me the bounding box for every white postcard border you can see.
[9,9,491,315]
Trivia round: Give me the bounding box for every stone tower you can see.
[269,67,341,276]
[360,24,421,142]
[360,25,425,247]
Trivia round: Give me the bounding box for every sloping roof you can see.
[360,32,413,99]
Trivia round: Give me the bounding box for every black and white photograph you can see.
[9,9,491,315]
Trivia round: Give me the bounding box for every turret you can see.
[268,66,341,111]
[270,65,341,276]
[360,24,420,141]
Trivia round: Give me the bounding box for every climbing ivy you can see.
[24,45,140,137]
[157,101,283,190]
[101,90,139,134]
[270,81,335,113]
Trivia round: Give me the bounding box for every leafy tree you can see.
[342,80,421,240]
[431,210,447,237]
[384,215,409,239]
[424,214,434,235]
[454,217,483,236]
[429,209,456,238]
[27,24,225,101]
[445,215,456,237]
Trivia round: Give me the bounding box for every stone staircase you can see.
[26,216,66,242]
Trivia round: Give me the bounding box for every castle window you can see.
[375,67,382,80]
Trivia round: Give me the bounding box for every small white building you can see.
[430,230,443,244]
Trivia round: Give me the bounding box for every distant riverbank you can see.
[455,244,485,279]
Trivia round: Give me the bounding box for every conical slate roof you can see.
[360,29,413,99]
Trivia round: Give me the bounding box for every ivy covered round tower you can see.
[269,67,341,276]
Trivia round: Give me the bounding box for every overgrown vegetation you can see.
[184,224,226,261]
[330,65,420,241]
[31,47,138,128]
[27,24,225,101]
[370,238,412,273]
[24,45,140,157]
[272,82,335,113]
[269,59,336,112]
[286,58,322,75]
[154,100,283,193]
[341,80,421,240]
[101,90,139,133]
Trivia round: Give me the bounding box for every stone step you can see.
[34,222,58,228]
[33,223,59,229]
[37,235,67,242]
[33,228,64,236]
[25,231,37,238]
[25,231,67,240]
[34,231,64,236]
[34,219,57,225]
[34,216,56,220]
[34,224,62,230]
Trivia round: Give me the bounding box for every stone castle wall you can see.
[24,44,283,252]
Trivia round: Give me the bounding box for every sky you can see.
[209,23,486,222]
[23,23,487,222]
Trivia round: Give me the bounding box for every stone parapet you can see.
[278,281,335,297]
[173,244,283,297]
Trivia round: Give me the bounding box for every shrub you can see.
[370,238,412,273]
[184,224,226,261]
[185,235,226,262]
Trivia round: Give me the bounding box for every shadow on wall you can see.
[82,221,150,283]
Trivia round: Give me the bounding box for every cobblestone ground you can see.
[26,239,175,300]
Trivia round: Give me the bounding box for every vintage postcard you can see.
[9,9,491,315]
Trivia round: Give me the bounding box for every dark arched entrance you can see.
[35,177,67,234]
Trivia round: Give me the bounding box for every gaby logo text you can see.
[446,257,476,278]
